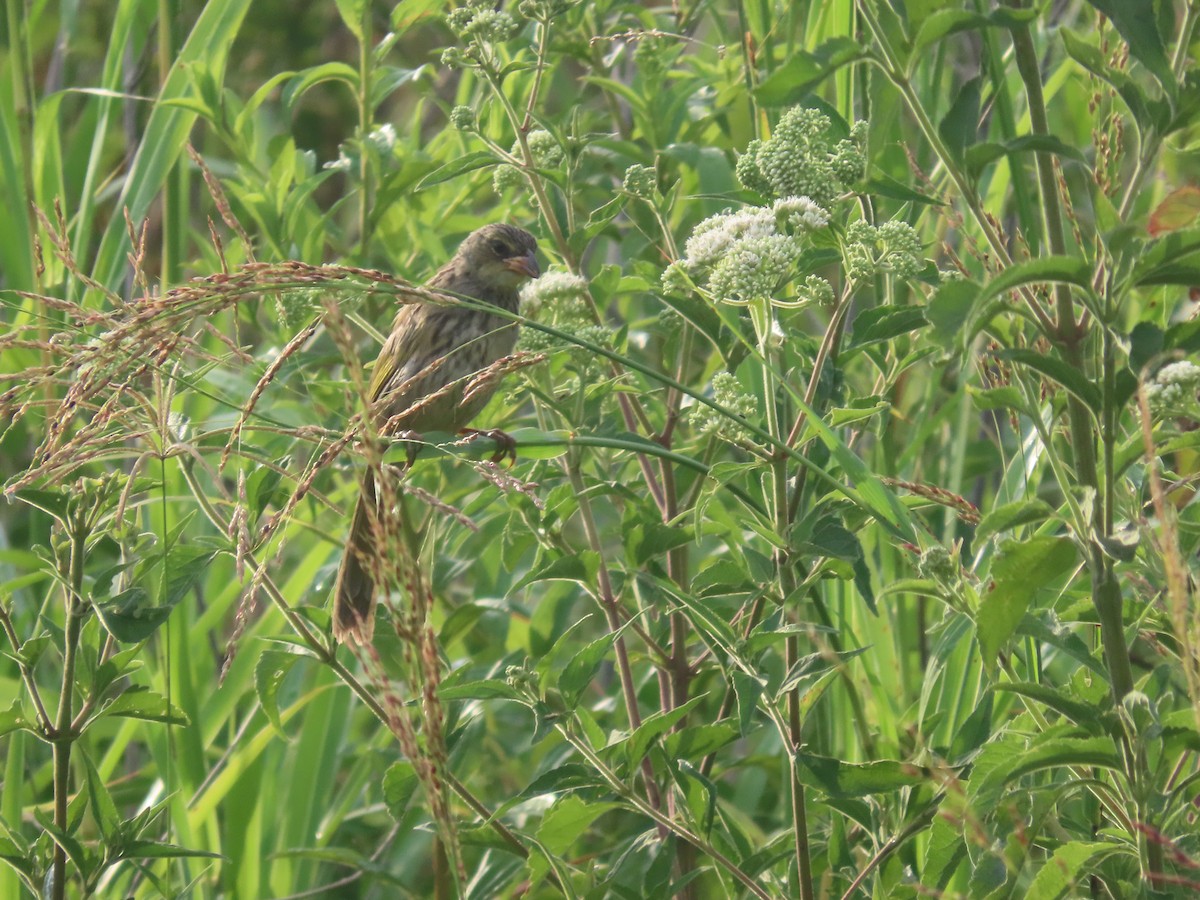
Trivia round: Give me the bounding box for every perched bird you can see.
[333,223,540,644]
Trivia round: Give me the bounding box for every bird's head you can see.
[456,223,540,292]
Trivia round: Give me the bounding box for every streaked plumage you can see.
[333,224,539,644]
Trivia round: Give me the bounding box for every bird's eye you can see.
[490,239,510,256]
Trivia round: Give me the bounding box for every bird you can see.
[332,223,540,644]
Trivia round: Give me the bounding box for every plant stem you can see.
[761,322,814,900]
[51,510,88,900]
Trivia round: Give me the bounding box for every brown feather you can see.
[332,224,538,644]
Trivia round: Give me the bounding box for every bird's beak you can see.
[504,251,540,280]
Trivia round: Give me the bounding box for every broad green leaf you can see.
[979,255,1094,305]
[1000,348,1102,413]
[847,305,929,347]
[976,499,1057,543]
[754,38,865,105]
[414,151,502,190]
[382,762,418,821]
[925,279,978,347]
[537,796,621,856]
[965,134,1087,177]
[977,536,1077,667]
[938,76,981,161]
[255,649,306,739]
[970,732,1120,812]
[281,62,360,112]
[911,7,1038,55]
[91,686,188,726]
[1082,0,1175,98]
[559,631,617,705]
[795,753,929,796]
[624,695,706,768]
[0,701,34,740]
[992,682,1106,733]
[80,749,119,846]
[1027,841,1121,898]
[776,647,867,702]
[334,0,367,40]
[664,724,738,762]
[117,841,225,861]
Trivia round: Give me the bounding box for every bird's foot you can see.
[393,430,423,468]
[459,427,517,464]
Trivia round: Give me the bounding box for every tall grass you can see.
[2,0,1199,897]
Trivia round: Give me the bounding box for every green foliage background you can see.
[2,0,1200,897]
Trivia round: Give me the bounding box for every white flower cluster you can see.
[520,270,588,316]
[1146,360,1200,419]
[843,220,924,281]
[447,1,519,42]
[669,197,827,306]
[367,123,396,155]
[736,107,865,207]
[691,372,758,442]
[495,130,562,191]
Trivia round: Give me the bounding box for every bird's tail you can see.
[332,473,377,644]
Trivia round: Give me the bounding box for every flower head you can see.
[1146,360,1200,419]
[735,106,865,206]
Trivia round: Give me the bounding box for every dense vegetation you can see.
[3,0,1200,897]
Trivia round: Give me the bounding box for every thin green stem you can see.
[51,510,88,900]
[564,454,665,815]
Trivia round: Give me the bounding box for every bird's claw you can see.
[459,427,517,464]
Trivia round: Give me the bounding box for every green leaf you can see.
[10,488,70,522]
[776,647,867,702]
[80,749,120,846]
[1000,348,1102,413]
[976,499,1057,543]
[1026,841,1121,898]
[925,279,978,347]
[92,0,252,293]
[1061,28,1154,129]
[520,764,607,797]
[625,695,706,768]
[559,632,617,706]
[992,683,1106,733]
[282,62,359,112]
[1133,227,1200,286]
[91,686,188,726]
[977,536,1077,667]
[664,724,739,762]
[969,731,1121,813]
[117,840,224,861]
[513,551,598,591]
[847,305,929,347]
[911,7,1038,55]
[861,173,941,206]
[754,38,865,105]
[939,76,981,162]
[383,762,418,821]
[255,649,306,739]
[334,0,366,40]
[0,700,35,739]
[537,796,621,856]
[794,753,928,796]
[979,255,1094,305]
[414,151,501,190]
[965,134,1087,177]
[1082,0,1175,98]
[438,679,523,702]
